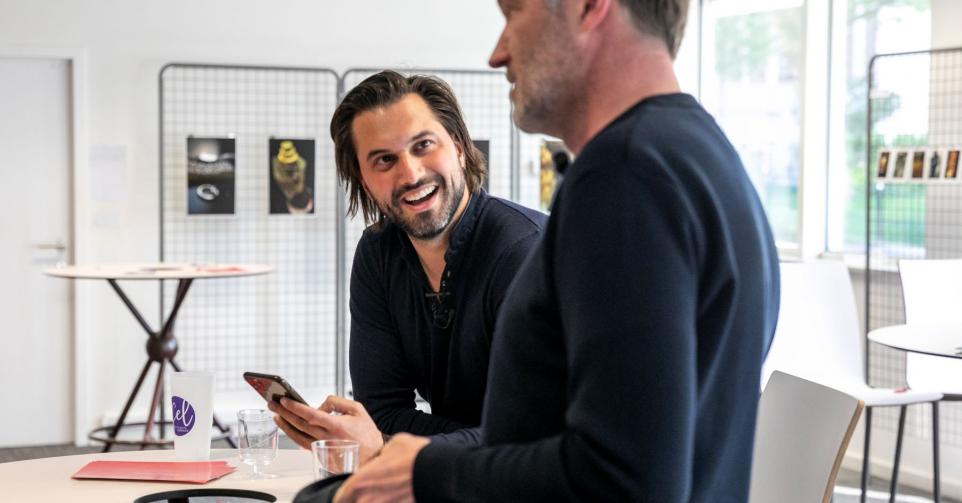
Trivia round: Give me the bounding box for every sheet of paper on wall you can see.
[89,145,127,203]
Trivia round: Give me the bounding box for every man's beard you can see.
[511,25,579,136]
[381,172,466,241]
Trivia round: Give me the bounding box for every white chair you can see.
[750,371,863,503]
[764,260,942,503]
[897,258,962,501]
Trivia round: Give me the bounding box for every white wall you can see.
[932,0,962,50]
[0,0,702,445]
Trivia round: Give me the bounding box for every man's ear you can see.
[577,0,613,33]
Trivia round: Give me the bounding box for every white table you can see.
[0,448,314,502]
[45,263,273,451]
[868,324,962,360]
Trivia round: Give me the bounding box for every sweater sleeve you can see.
[348,235,481,443]
[412,156,704,501]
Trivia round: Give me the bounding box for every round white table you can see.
[45,263,273,451]
[0,448,314,502]
[868,324,962,360]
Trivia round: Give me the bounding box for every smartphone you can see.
[243,371,309,405]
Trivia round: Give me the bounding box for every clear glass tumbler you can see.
[311,439,359,480]
[237,409,278,479]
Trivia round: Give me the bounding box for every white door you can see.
[0,57,73,446]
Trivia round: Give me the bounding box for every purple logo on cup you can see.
[172,395,196,436]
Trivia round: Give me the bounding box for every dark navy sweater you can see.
[412,94,780,501]
[349,190,546,446]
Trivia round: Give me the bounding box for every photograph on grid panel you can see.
[187,136,235,215]
[269,138,316,215]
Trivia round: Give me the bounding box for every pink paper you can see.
[72,460,236,484]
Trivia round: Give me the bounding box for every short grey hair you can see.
[544,0,689,59]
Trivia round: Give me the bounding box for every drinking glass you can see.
[237,409,278,479]
[311,440,359,480]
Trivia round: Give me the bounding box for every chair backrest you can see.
[762,260,866,391]
[898,258,962,393]
[750,371,864,503]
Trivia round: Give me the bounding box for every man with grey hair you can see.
[330,0,778,501]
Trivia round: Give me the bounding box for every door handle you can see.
[34,241,67,251]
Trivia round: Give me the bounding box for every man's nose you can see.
[396,153,425,185]
[489,31,509,69]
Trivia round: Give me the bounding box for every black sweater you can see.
[412,94,780,502]
[349,189,546,446]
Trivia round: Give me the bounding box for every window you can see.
[698,0,931,257]
[826,0,931,254]
[701,0,805,249]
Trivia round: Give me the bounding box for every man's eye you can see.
[375,155,395,169]
[414,139,434,151]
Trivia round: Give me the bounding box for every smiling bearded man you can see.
[268,70,546,469]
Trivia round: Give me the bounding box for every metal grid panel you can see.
[338,69,516,393]
[160,64,340,395]
[867,48,962,443]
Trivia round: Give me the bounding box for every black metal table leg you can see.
[101,359,154,453]
[141,360,167,449]
[107,279,157,336]
[97,278,205,451]
[63,266,271,452]
[889,405,908,503]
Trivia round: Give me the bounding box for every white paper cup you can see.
[170,371,214,460]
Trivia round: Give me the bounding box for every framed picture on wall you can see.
[926,150,944,180]
[946,150,960,179]
[892,151,908,180]
[269,138,316,215]
[911,150,925,179]
[877,151,890,179]
[187,137,235,215]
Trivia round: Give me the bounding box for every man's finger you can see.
[272,399,314,427]
[280,397,345,430]
[272,403,338,443]
[275,416,313,450]
[323,395,365,415]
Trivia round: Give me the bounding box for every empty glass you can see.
[311,440,359,480]
[237,409,278,479]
